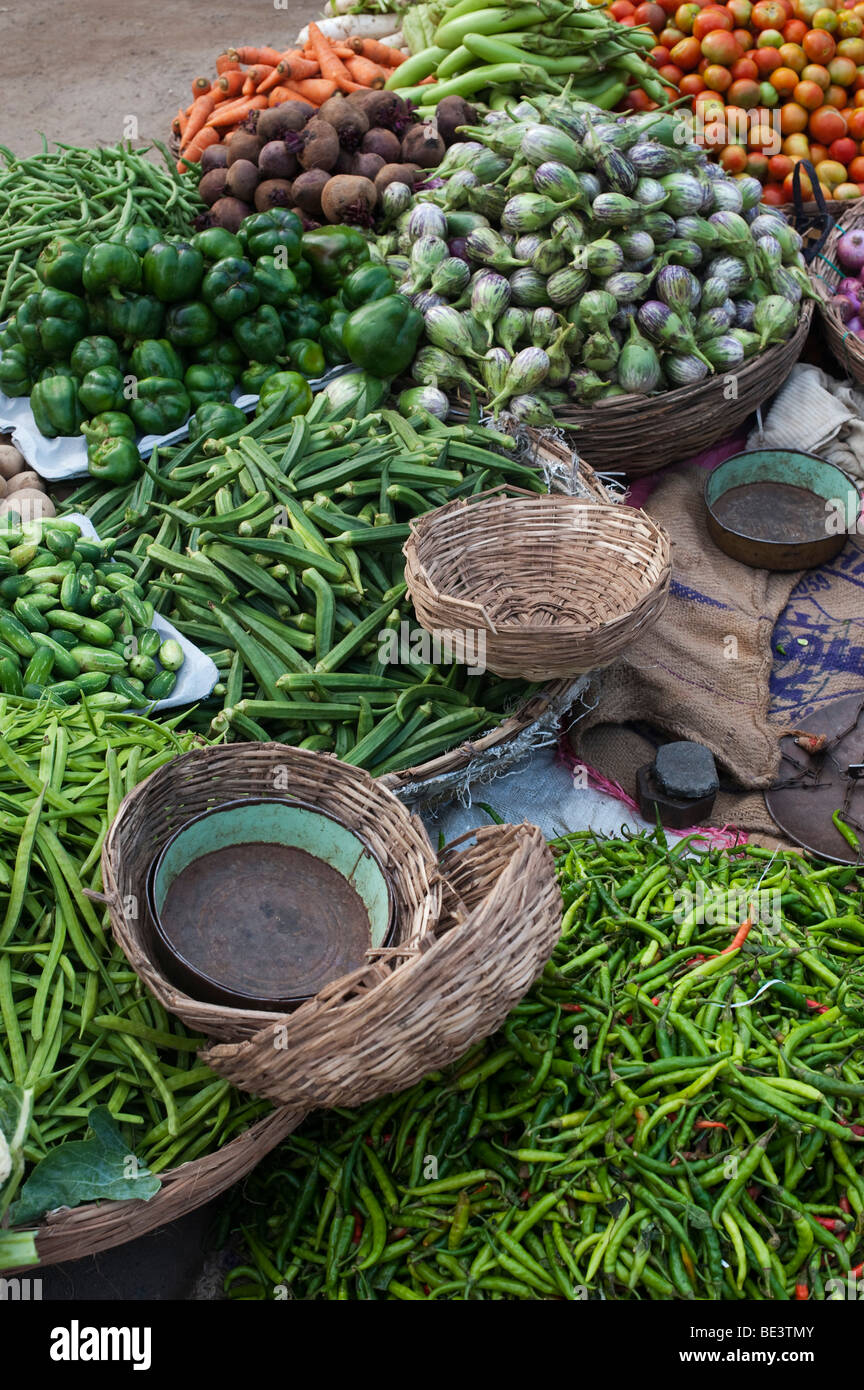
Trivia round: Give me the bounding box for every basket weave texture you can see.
[548,302,814,476]
[202,820,561,1107]
[403,489,671,682]
[102,744,442,1042]
[811,203,864,386]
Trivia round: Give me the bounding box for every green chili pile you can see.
[61,390,544,767]
[0,141,202,320]
[220,829,864,1300]
[0,698,268,1249]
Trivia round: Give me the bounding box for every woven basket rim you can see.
[811,201,864,381]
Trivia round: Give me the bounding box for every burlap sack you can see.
[572,466,805,836]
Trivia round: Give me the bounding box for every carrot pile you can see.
[173,28,406,172]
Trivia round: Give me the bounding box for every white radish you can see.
[295,13,403,44]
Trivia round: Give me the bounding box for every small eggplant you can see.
[470,270,512,347]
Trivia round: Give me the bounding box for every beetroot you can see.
[199,168,229,206]
[362,128,401,164]
[291,168,331,217]
[320,174,377,227]
[258,141,298,181]
[254,179,294,211]
[200,144,228,174]
[209,197,251,233]
[224,159,259,204]
[353,152,385,182]
[226,130,263,166]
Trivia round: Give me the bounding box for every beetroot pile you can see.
[195,90,476,232]
[830,227,864,342]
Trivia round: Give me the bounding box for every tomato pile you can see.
[610,0,864,203]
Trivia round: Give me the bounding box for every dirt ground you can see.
[0,0,313,155]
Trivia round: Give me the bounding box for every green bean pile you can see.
[0,698,268,1225]
[62,395,543,768]
[220,830,864,1300]
[0,141,202,319]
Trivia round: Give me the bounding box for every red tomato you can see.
[778,41,808,66]
[634,2,668,28]
[747,151,771,177]
[847,151,864,172]
[755,43,785,67]
[720,142,750,170]
[837,35,864,57]
[753,0,791,26]
[704,61,734,86]
[772,62,804,87]
[828,51,858,77]
[680,71,708,89]
[784,17,810,38]
[768,151,796,174]
[674,2,702,31]
[761,181,787,201]
[624,88,660,109]
[733,26,755,43]
[659,61,685,80]
[827,132,857,158]
[728,0,754,20]
[801,60,832,84]
[731,56,761,76]
[847,104,864,131]
[693,6,735,39]
[803,25,838,58]
[670,34,704,65]
[826,80,849,102]
[796,76,828,103]
[610,0,637,15]
[757,28,787,45]
[729,75,764,101]
[702,29,745,62]
[808,139,830,160]
[783,166,814,196]
[661,26,687,44]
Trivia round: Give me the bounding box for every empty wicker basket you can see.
[403,488,672,682]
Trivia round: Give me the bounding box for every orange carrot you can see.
[292,77,339,104]
[243,64,275,95]
[345,55,388,88]
[192,75,211,98]
[306,21,357,92]
[418,75,438,84]
[205,95,267,128]
[177,126,219,173]
[180,92,216,150]
[351,37,406,67]
[331,46,356,59]
[213,70,245,102]
[173,108,187,138]
[216,52,241,74]
[234,45,283,66]
[267,85,310,106]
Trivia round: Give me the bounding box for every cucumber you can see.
[136,627,162,658]
[90,589,123,614]
[45,610,115,647]
[26,564,76,584]
[13,598,49,634]
[110,675,150,708]
[47,627,78,650]
[44,528,77,560]
[0,575,34,601]
[69,645,127,674]
[60,569,82,613]
[0,612,36,657]
[25,591,56,613]
[158,638,184,672]
[0,656,24,695]
[9,543,38,569]
[74,540,105,565]
[145,669,177,701]
[31,633,81,679]
[128,654,157,682]
[100,608,127,633]
[48,680,84,704]
[119,590,152,628]
[24,646,54,686]
[0,557,17,578]
[104,572,144,595]
[73,671,110,695]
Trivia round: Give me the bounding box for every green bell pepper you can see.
[192,227,244,263]
[89,292,164,343]
[37,363,79,382]
[35,236,87,293]
[342,263,394,310]
[293,257,312,292]
[301,226,370,292]
[82,243,142,299]
[239,210,302,262]
[164,301,218,349]
[232,304,285,364]
[201,257,259,322]
[87,436,141,484]
[191,337,244,377]
[278,295,327,343]
[342,294,423,378]
[255,370,312,424]
[188,400,248,442]
[128,377,191,435]
[112,225,162,257]
[129,338,185,382]
[81,412,136,445]
[183,363,235,409]
[70,335,123,377]
[17,288,89,360]
[285,337,325,378]
[320,311,349,366]
[0,344,32,397]
[30,376,87,438]
[252,256,300,308]
[78,365,126,414]
[240,361,278,394]
[142,241,205,303]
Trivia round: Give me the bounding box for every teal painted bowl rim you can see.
[145,797,396,1010]
[705,449,861,550]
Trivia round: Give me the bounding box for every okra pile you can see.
[62,383,544,768]
[221,830,864,1301]
[0,700,268,1266]
[0,517,184,708]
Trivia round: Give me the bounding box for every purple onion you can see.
[837,228,864,274]
[837,277,862,300]
[848,316,863,334]
[833,294,858,325]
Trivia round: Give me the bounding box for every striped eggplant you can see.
[532,162,589,206]
[710,180,744,214]
[472,150,511,182]
[547,324,574,385]
[535,239,570,275]
[495,306,529,354]
[502,193,577,234]
[552,211,589,251]
[462,311,488,355]
[700,334,745,371]
[618,319,662,395]
[507,165,537,197]
[430,257,471,298]
[379,182,413,226]
[567,367,610,403]
[578,289,618,332]
[488,346,550,411]
[464,227,527,271]
[512,234,544,262]
[695,306,732,341]
[520,124,587,171]
[706,256,750,295]
[662,238,703,270]
[605,268,659,303]
[397,385,449,420]
[612,302,639,332]
[628,142,679,177]
[545,265,591,307]
[530,306,560,348]
[634,177,668,207]
[467,182,507,221]
[616,230,655,262]
[637,300,707,364]
[436,169,479,211]
[592,192,658,226]
[582,330,619,374]
[655,264,701,313]
[436,141,484,176]
[413,346,482,392]
[509,267,551,308]
[753,294,798,349]
[406,235,449,292]
[736,176,764,211]
[573,237,625,277]
[728,328,762,358]
[506,394,558,426]
[640,211,677,244]
[664,353,710,387]
[700,276,731,311]
[424,305,484,360]
[408,205,449,241]
[658,173,705,217]
[411,290,446,314]
[470,271,512,346]
[480,347,511,397]
[773,264,816,302]
[674,216,720,251]
[592,143,637,196]
[708,211,758,257]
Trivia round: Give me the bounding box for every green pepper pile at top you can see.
[0,214,424,487]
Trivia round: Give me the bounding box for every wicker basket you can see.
[403,488,671,682]
[202,821,561,1108]
[549,302,813,476]
[12,1104,303,1273]
[811,202,864,385]
[103,743,441,1042]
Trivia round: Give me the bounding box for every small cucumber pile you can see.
[0,518,184,708]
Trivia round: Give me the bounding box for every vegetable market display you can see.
[0,699,269,1267]
[60,387,546,761]
[221,830,864,1301]
[0,142,202,321]
[616,0,864,204]
[386,92,813,419]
